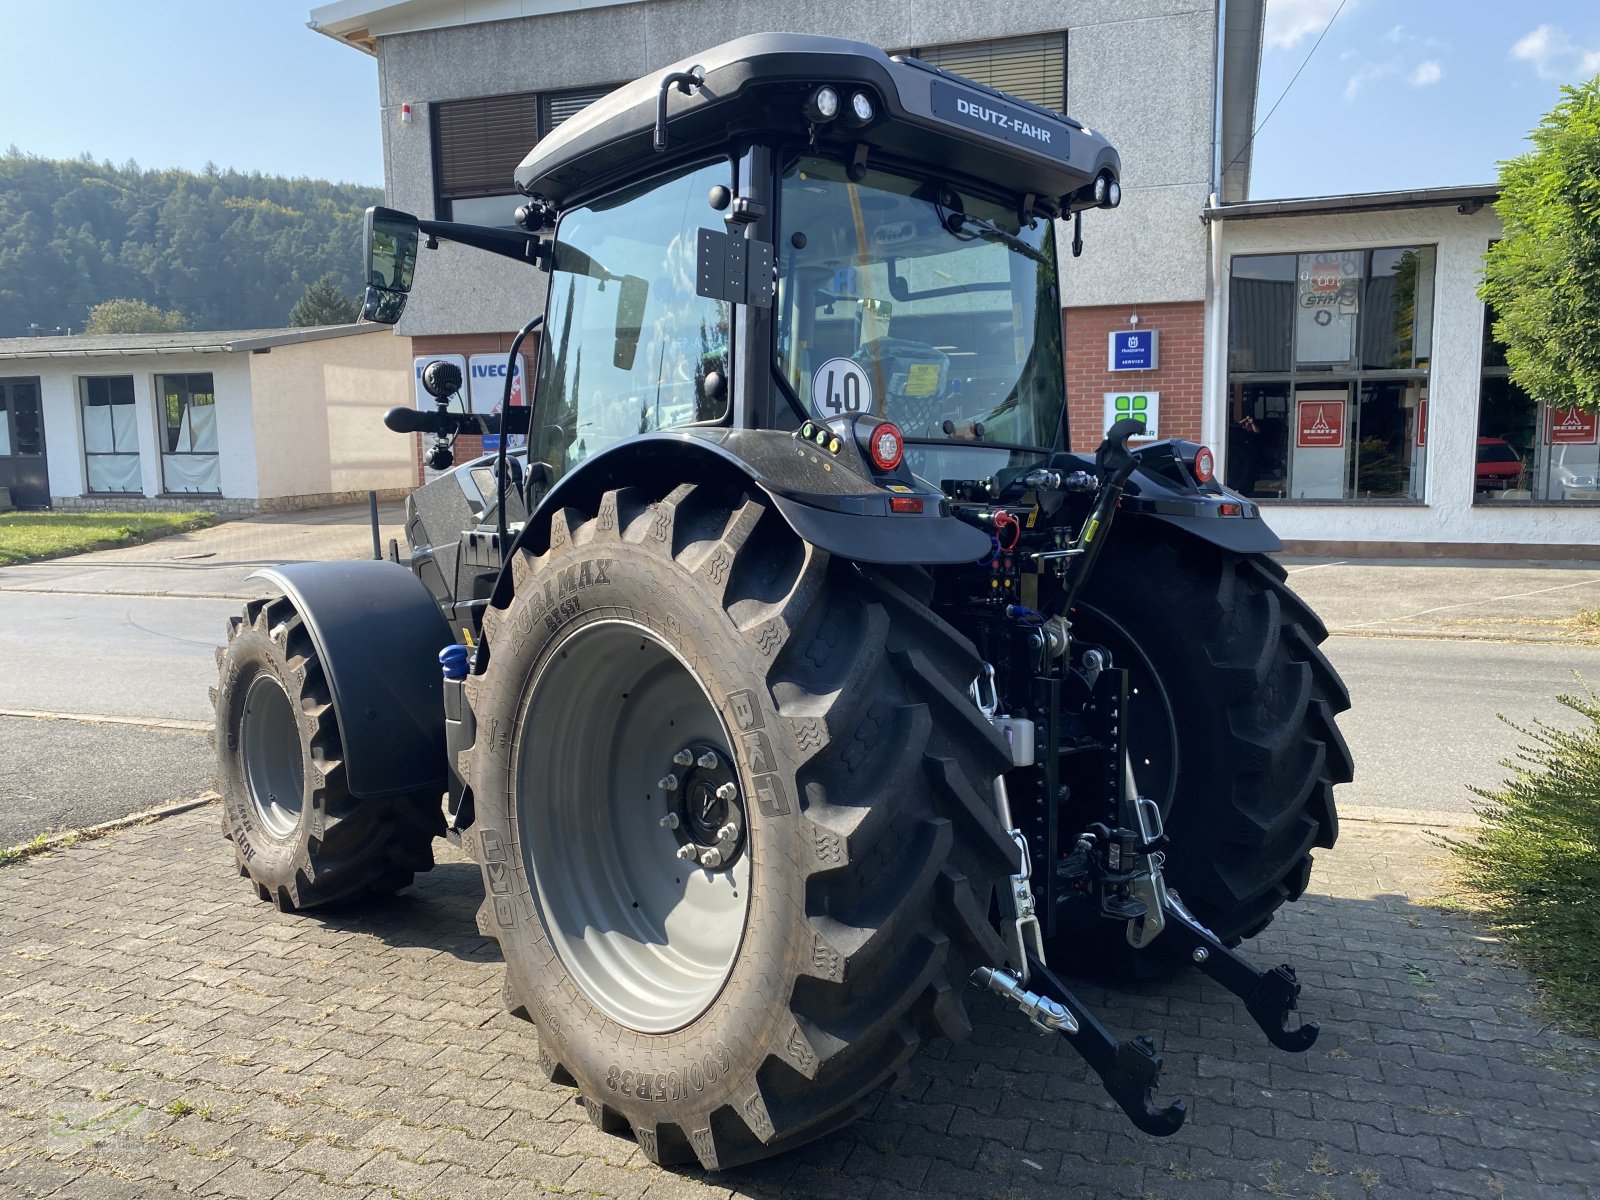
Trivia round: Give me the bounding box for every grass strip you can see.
[0,511,216,565]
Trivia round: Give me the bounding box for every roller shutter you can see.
[911,33,1067,114]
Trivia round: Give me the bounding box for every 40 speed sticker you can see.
[812,357,872,417]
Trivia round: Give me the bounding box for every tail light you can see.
[866,422,904,471]
[1191,445,1215,484]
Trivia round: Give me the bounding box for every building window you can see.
[157,373,219,494]
[1476,306,1598,503]
[80,376,141,493]
[901,32,1067,113]
[1225,246,1435,501]
[433,86,612,225]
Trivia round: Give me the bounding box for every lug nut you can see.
[675,843,698,862]
[715,782,737,801]
[716,822,739,842]
[700,848,724,868]
[673,749,695,766]
[658,774,679,792]
[659,813,680,830]
[697,751,718,770]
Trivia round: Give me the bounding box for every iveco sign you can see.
[929,80,1071,161]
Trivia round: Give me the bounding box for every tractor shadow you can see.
[683,889,1599,1200]
[301,860,500,964]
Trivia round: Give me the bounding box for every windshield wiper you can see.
[946,210,1048,265]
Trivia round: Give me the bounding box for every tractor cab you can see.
[370,34,1126,567]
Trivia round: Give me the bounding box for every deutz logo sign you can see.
[929,80,1070,161]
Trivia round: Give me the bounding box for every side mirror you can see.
[362,206,420,326]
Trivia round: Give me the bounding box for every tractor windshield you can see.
[777,155,1065,473]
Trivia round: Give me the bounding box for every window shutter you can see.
[913,33,1066,113]
[435,93,539,199]
[544,86,610,131]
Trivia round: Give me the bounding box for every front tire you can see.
[214,594,444,910]
[463,483,1017,1170]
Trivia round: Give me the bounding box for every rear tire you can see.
[463,483,1016,1170]
[1054,531,1351,976]
[214,594,444,910]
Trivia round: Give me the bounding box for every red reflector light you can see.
[1192,445,1215,484]
[868,422,904,471]
[1219,502,1243,516]
[890,496,924,514]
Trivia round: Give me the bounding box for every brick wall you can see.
[411,333,540,482]
[1063,301,1205,453]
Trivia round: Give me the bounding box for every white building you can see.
[1210,188,1598,556]
[0,324,418,513]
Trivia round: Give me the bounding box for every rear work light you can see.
[1191,445,1215,484]
[867,422,904,471]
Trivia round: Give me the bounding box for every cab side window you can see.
[530,161,733,480]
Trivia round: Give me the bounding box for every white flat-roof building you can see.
[0,324,418,513]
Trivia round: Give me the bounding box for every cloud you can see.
[1265,0,1358,51]
[1511,24,1600,80]
[1409,60,1443,87]
[1344,61,1393,99]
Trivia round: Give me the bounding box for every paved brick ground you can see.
[1,808,1595,1200]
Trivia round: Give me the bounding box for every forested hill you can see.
[0,150,383,337]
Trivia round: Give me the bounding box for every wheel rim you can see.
[241,673,305,839]
[516,620,751,1033]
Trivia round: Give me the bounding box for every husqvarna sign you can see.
[1108,330,1158,372]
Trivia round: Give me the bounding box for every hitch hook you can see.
[1161,894,1320,1053]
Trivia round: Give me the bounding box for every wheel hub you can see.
[659,741,745,870]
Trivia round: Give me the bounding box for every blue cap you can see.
[438,644,471,680]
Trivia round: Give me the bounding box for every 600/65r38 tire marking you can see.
[463,483,1018,1170]
[213,596,444,911]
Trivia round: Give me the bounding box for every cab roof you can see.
[514,33,1120,213]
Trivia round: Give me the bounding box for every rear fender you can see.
[249,561,453,799]
[488,430,992,609]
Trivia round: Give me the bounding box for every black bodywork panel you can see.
[514,34,1120,213]
[250,562,453,800]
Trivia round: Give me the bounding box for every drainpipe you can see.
[1203,194,1229,473]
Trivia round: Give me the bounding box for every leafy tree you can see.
[289,273,360,326]
[0,149,379,336]
[1481,77,1600,412]
[83,297,187,335]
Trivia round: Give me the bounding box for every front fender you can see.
[250,561,453,799]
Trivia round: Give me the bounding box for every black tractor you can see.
[213,33,1351,1170]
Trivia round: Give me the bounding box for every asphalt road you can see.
[0,592,239,722]
[1324,634,1600,815]
[3,571,1595,843]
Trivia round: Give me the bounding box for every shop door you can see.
[0,378,50,509]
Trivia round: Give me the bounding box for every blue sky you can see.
[2,2,1598,197]
[1250,0,1600,197]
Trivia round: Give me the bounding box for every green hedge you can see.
[1448,685,1600,1036]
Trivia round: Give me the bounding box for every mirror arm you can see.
[417,219,545,266]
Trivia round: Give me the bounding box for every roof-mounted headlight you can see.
[845,91,875,127]
[805,86,840,123]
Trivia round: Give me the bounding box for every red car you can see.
[1475,436,1523,492]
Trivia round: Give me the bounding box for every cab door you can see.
[0,377,49,509]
